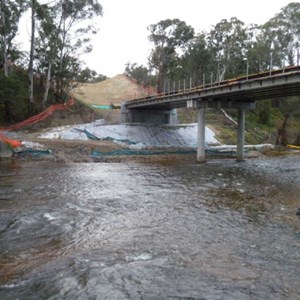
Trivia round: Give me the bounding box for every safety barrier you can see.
[0,133,22,148]
[0,99,75,149]
[0,99,75,132]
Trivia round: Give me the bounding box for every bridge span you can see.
[121,66,300,162]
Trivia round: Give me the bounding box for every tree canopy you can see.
[0,0,103,122]
[122,3,300,92]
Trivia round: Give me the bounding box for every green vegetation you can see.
[0,0,104,124]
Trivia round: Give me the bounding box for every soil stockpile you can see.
[71,74,156,106]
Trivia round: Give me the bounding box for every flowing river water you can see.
[0,155,300,299]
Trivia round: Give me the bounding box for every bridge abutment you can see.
[121,104,177,125]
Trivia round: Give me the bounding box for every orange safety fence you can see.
[0,99,75,149]
[0,98,75,132]
[0,133,22,148]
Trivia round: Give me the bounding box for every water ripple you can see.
[0,158,299,299]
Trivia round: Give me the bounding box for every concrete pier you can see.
[236,102,255,161]
[237,107,246,161]
[197,104,206,163]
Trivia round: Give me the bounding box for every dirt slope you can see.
[71,74,156,106]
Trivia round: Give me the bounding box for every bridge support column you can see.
[237,107,245,161]
[197,102,207,163]
[236,102,255,161]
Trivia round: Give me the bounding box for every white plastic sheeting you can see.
[39,120,220,149]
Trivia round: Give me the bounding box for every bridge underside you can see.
[121,100,255,162]
[121,106,177,125]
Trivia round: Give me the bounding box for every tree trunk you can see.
[275,113,290,146]
[42,61,52,108]
[0,0,8,76]
[28,0,35,114]
[55,78,60,102]
[58,44,65,102]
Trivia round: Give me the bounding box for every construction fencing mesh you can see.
[0,99,75,148]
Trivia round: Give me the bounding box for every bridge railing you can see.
[127,65,300,103]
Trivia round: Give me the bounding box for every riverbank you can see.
[2,121,219,163]
[2,120,298,163]
[11,135,199,163]
[10,137,268,164]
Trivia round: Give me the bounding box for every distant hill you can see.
[71,74,157,106]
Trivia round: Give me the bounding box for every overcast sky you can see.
[17,0,294,77]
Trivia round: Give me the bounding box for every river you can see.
[0,155,299,299]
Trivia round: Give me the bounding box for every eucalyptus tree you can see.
[79,67,97,82]
[244,24,269,73]
[148,18,194,92]
[28,0,36,108]
[207,17,249,81]
[35,0,63,107]
[56,0,102,101]
[0,0,25,76]
[248,3,300,143]
[250,23,279,72]
[35,0,102,105]
[267,2,300,66]
[179,32,214,86]
[271,2,300,144]
[124,62,155,86]
[251,2,300,74]
[0,0,27,122]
